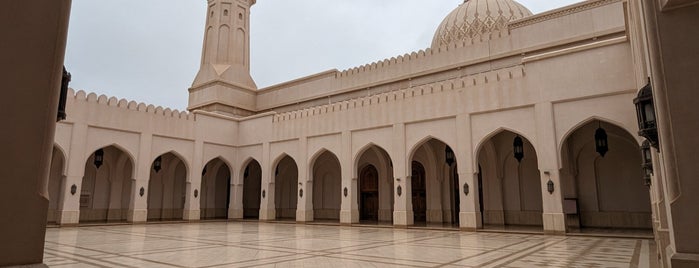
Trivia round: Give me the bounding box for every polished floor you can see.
[44,222,658,267]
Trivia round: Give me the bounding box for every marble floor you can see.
[44,222,658,267]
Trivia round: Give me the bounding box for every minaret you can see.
[188,0,257,116]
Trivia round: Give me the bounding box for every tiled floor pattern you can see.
[44,222,657,267]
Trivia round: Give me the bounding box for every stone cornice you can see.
[509,0,622,29]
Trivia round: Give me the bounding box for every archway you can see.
[560,120,651,231]
[147,152,187,221]
[355,145,394,223]
[312,151,341,222]
[242,159,262,219]
[47,146,65,223]
[200,158,231,220]
[274,155,298,220]
[80,145,134,223]
[476,130,543,230]
[408,139,459,226]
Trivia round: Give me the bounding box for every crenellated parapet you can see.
[67,88,195,121]
[272,65,525,123]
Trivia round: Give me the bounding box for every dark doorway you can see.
[412,161,427,223]
[360,165,379,221]
[478,165,484,226]
[452,166,460,226]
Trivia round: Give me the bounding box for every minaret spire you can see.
[188,0,257,116]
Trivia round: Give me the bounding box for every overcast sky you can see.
[65,0,583,110]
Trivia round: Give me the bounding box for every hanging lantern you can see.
[445,146,455,166]
[634,78,659,148]
[641,140,653,187]
[153,156,162,173]
[595,126,609,157]
[513,136,524,162]
[93,149,104,169]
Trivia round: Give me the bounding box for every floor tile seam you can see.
[46,241,195,268]
[323,251,459,266]
[44,248,147,268]
[432,236,545,267]
[241,249,438,268]
[189,252,311,268]
[244,241,393,253]
[553,237,610,267]
[313,233,462,255]
[123,245,228,257]
[43,251,85,266]
[477,237,570,268]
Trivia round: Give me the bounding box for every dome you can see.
[432,0,533,48]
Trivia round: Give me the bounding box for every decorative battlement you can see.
[68,88,195,121]
[272,65,525,123]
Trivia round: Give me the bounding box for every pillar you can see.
[259,142,275,220]
[392,123,413,227]
[340,131,359,224]
[297,137,314,222]
[535,102,565,235]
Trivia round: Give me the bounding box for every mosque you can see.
[12,0,696,267]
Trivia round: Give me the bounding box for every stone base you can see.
[259,208,276,221]
[127,209,147,223]
[57,210,79,226]
[393,210,414,227]
[378,209,392,222]
[340,209,359,224]
[183,209,200,221]
[460,212,482,230]
[671,251,699,268]
[296,210,314,222]
[543,213,565,235]
[228,208,243,219]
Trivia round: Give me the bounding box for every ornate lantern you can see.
[57,66,70,122]
[634,79,659,148]
[513,136,524,162]
[595,125,609,157]
[463,183,470,196]
[93,149,104,169]
[153,156,162,173]
[445,146,455,166]
[641,140,653,187]
[547,179,555,194]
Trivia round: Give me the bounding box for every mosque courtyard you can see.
[43,222,657,267]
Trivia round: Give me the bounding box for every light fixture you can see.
[57,66,70,122]
[547,179,555,194]
[70,184,77,195]
[139,187,145,197]
[513,136,524,162]
[595,123,609,157]
[153,156,162,173]
[634,78,659,149]
[445,146,455,166]
[463,183,469,196]
[93,149,104,169]
[641,140,653,187]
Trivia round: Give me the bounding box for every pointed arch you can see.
[353,143,392,178]
[407,136,457,169]
[558,116,640,165]
[474,127,537,166]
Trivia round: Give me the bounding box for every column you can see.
[296,137,314,222]
[456,114,481,231]
[58,123,88,225]
[228,162,243,219]
[392,123,413,227]
[128,132,151,223]
[535,102,565,235]
[259,142,275,220]
[183,140,203,221]
[340,131,359,224]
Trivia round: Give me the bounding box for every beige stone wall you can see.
[48,0,651,237]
